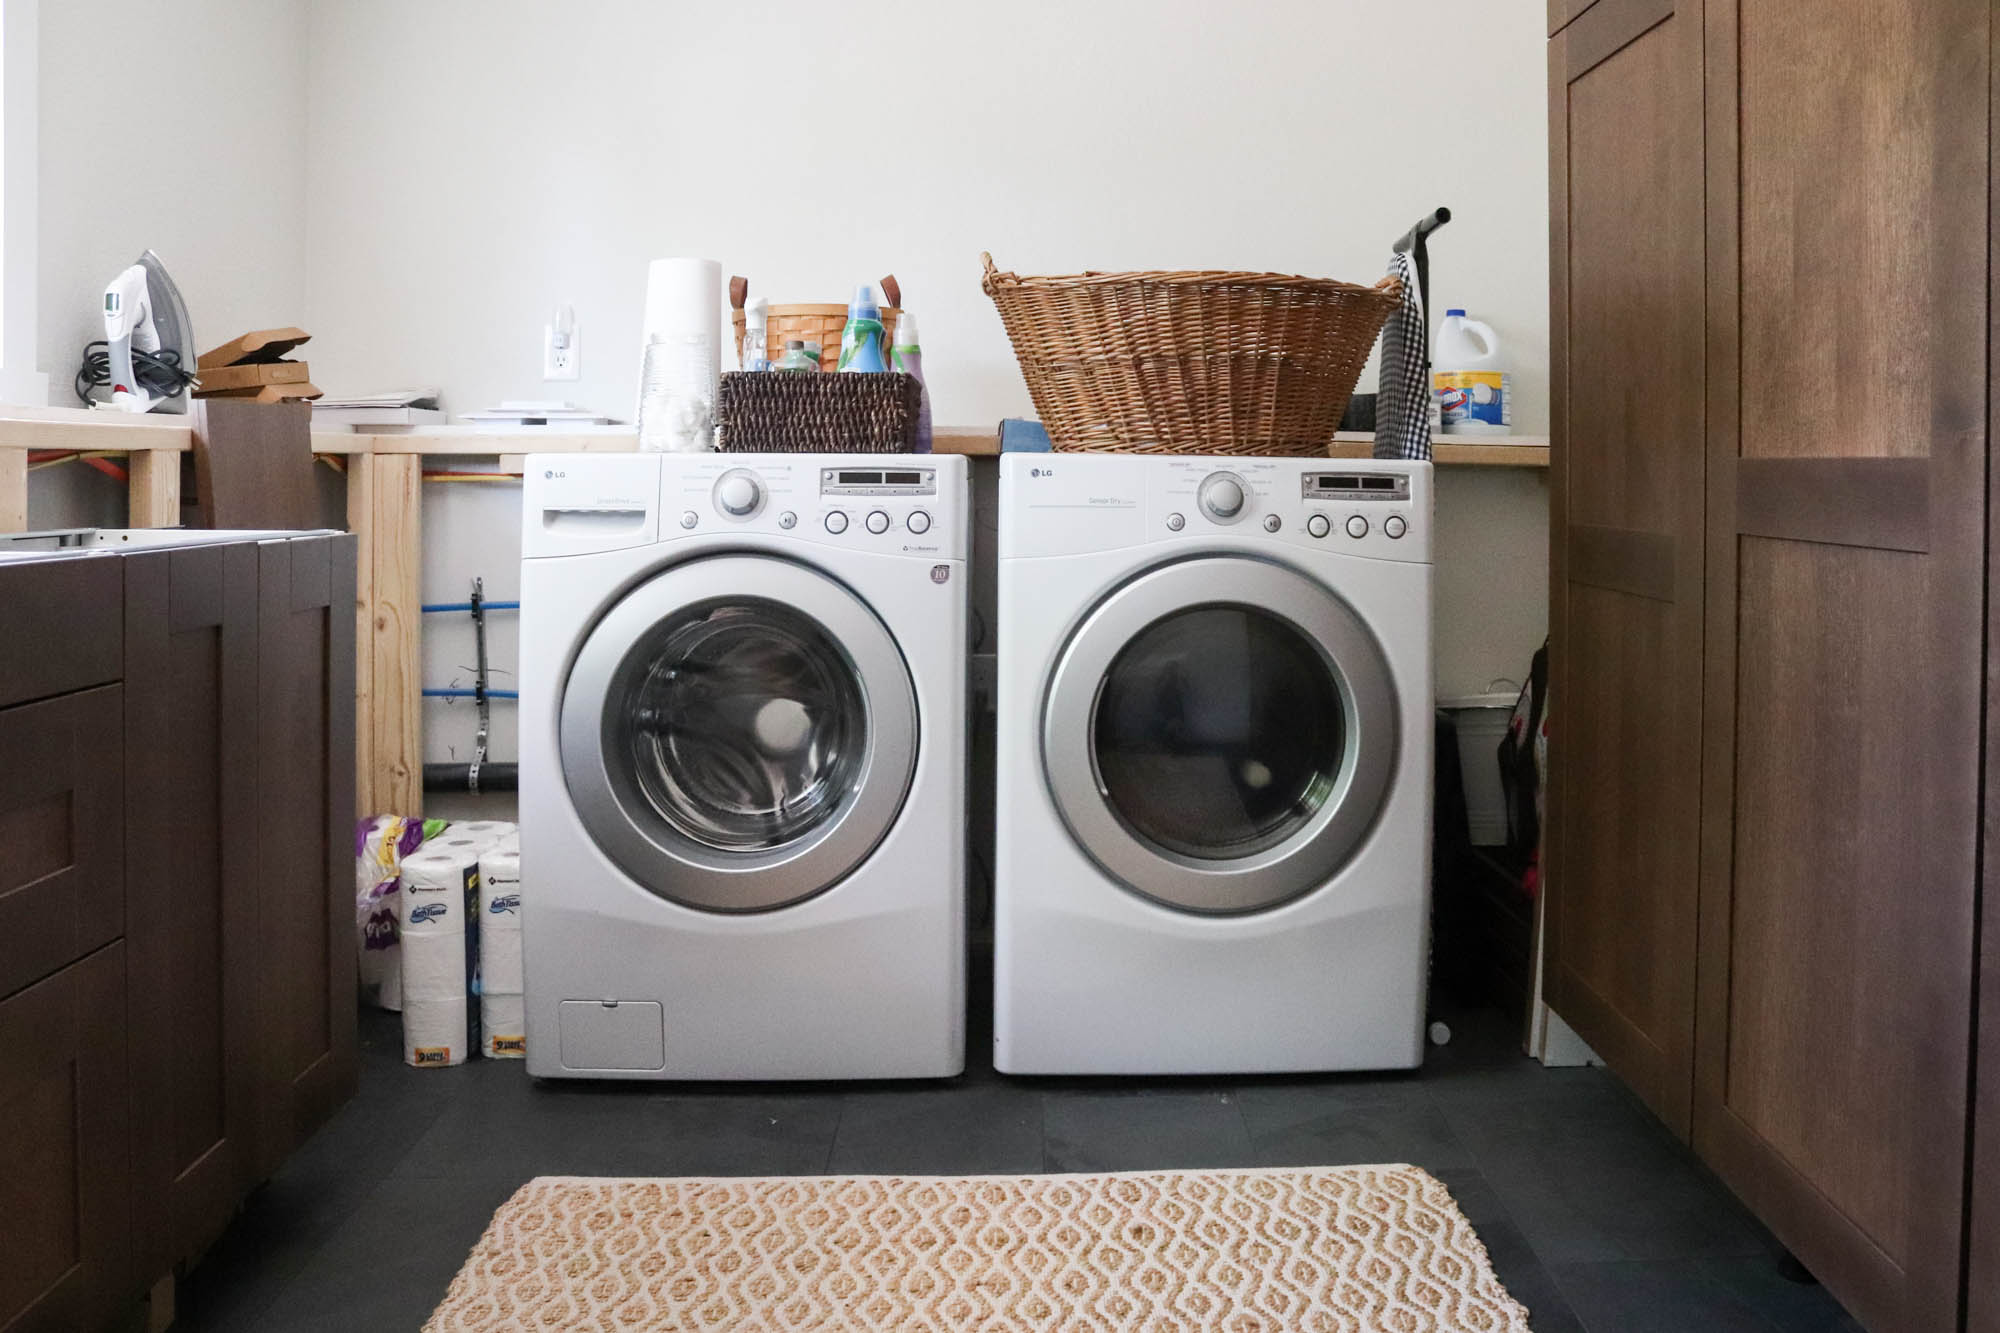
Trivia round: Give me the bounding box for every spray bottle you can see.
[837,284,888,373]
[891,309,933,453]
[742,297,771,371]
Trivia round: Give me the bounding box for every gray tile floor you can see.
[174,976,1863,1332]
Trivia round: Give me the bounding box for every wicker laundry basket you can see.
[981,252,1400,455]
[731,276,903,373]
[716,371,923,454]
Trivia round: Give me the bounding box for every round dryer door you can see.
[560,555,917,912]
[1042,556,1400,915]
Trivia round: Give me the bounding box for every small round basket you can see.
[981,252,1400,455]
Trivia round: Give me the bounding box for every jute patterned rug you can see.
[424,1166,1533,1331]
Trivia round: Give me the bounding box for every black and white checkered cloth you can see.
[1374,249,1431,461]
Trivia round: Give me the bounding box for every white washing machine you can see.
[994,453,1433,1075]
[519,453,967,1080]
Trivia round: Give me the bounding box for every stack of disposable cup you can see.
[398,842,482,1067]
[636,257,721,453]
[478,839,526,1058]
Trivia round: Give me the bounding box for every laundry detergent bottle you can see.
[891,309,933,453]
[1433,310,1512,436]
[837,284,888,373]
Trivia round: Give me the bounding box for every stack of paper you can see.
[457,400,616,427]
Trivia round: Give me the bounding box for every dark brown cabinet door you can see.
[0,943,130,1332]
[1545,0,1707,1136]
[0,687,125,1003]
[123,545,260,1277]
[255,535,358,1175]
[1695,2,1986,1329]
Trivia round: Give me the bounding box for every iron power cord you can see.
[73,340,198,406]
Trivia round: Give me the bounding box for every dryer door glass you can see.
[1093,605,1342,860]
[561,554,918,914]
[1041,556,1400,915]
[618,600,865,851]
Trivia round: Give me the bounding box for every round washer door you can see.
[561,555,917,913]
[1042,556,1399,915]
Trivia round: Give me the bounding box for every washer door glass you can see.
[620,601,864,852]
[1042,557,1400,915]
[561,555,917,913]
[1093,605,1343,861]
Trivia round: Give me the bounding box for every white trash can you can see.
[1440,691,1518,847]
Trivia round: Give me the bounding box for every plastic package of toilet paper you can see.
[482,993,527,1058]
[404,996,470,1067]
[354,815,446,1011]
[398,842,482,1064]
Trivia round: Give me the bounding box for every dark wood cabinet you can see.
[1548,1,1993,1329]
[0,944,130,1333]
[255,534,359,1174]
[0,532,356,1330]
[1545,0,1707,1137]
[124,543,262,1278]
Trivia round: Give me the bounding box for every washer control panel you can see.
[639,454,966,561]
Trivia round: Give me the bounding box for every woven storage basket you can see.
[981,252,1401,455]
[731,276,902,373]
[716,371,923,454]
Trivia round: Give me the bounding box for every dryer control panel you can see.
[1001,454,1432,563]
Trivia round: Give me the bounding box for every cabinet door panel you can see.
[0,687,124,1000]
[1546,0,1705,1135]
[124,545,260,1277]
[0,944,129,1331]
[256,535,358,1174]
[1697,1,1986,1328]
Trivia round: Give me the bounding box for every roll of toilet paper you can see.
[642,256,721,339]
[404,997,470,1067]
[478,845,522,918]
[482,994,527,1059]
[480,928,523,997]
[402,928,473,1005]
[447,820,516,848]
[399,844,480,934]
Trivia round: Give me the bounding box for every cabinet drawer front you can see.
[0,688,124,999]
[0,558,122,709]
[0,942,130,1331]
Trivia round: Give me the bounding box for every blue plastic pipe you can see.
[421,600,521,613]
[422,688,519,699]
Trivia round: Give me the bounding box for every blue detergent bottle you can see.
[837,284,888,373]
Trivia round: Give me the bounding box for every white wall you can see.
[300,0,1552,705]
[30,0,310,527]
[302,0,1549,434]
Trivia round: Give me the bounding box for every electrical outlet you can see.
[543,305,580,381]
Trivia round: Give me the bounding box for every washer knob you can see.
[824,510,848,534]
[1306,513,1331,539]
[1385,514,1408,539]
[714,469,761,516]
[865,510,891,534]
[678,511,698,530]
[1197,472,1247,521]
[1166,512,1186,532]
[1262,514,1282,533]
[1345,514,1369,539]
[778,511,797,530]
[907,510,932,534]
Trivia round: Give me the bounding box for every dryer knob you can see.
[1198,472,1247,521]
[715,470,761,516]
[865,510,891,534]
